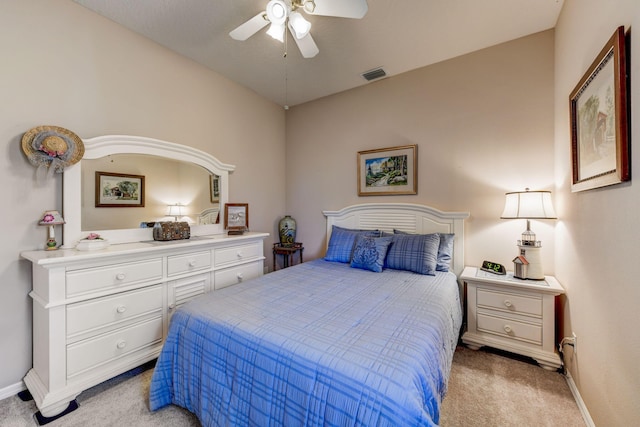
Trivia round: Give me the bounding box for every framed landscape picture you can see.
[570,26,629,192]
[357,145,417,196]
[95,172,145,207]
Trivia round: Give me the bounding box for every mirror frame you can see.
[62,135,235,247]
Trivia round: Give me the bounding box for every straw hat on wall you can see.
[22,125,84,175]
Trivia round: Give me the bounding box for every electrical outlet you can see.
[572,332,577,355]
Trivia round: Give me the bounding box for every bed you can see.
[149,203,469,426]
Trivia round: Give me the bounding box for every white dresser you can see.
[21,232,268,419]
[460,266,565,370]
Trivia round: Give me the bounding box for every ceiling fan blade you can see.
[229,12,269,41]
[288,25,319,58]
[307,0,368,19]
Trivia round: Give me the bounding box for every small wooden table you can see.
[273,242,304,270]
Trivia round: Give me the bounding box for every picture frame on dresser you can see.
[224,203,249,233]
[570,26,629,192]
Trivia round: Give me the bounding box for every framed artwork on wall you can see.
[357,145,417,196]
[95,171,145,207]
[224,203,249,234]
[570,26,629,192]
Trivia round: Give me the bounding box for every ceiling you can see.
[72,0,564,108]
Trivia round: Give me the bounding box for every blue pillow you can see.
[325,226,380,263]
[394,230,455,272]
[350,235,393,273]
[435,233,455,272]
[385,232,440,275]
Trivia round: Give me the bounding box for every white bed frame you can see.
[323,203,469,276]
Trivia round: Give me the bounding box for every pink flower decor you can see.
[85,233,103,240]
[42,214,55,223]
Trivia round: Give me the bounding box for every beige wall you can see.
[286,30,556,272]
[0,0,285,391]
[555,0,640,425]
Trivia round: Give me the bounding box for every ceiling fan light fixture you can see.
[302,0,316,14]
[289,11,311,39]
[266,22,285,42]
[266,0,290,25]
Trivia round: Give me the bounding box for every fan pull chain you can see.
[283,27,289,110]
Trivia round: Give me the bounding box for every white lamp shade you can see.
[39,210,65,225]
[501,190,557,219]
[167,204,184,217]
[266,22,285,42]
[289,11,311,39]
[266,0,290,25]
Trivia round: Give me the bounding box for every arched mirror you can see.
[62,135,234,247]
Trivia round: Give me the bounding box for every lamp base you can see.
[518,245,544,280]
[45,238,58,251]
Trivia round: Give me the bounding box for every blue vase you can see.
[279,215,297,246]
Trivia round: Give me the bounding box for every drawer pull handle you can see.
[168,304,176,311]
[504,300,513,308]
[115,273,126,281]
[237,272,244,282]
[116,305,127,314]
[503,325,513,334]
[189,260,197,267]
[116,340,127,350]
[237,251,244,258]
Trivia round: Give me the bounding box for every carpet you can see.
[1,346,585,426]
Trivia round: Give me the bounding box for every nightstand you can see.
[460,266,565,370]
[272,242,304,270]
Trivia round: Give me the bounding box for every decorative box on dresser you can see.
[460,266,565,370]
[21,232,268,420]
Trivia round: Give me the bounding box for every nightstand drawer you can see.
[66,258,163,297]
[167,251,211,276]
[477,288,542,317]
[214,242,262,267]
[66,285,163,341]
[477,313,542,345]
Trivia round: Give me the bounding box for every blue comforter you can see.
[149,259,462,426]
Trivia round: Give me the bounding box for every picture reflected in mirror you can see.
[81,154,220,231]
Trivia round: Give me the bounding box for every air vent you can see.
[361,67,387,81]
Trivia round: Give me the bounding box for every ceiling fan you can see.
[229,0,368,59]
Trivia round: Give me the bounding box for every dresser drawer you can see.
[477,313,542,345]
[214,261,263,290]
[66,316,163,378]
[66,259,163,297]
[477,288,542,317]
[167,251,211,277]
[66,285,163,341]
[214,242,262,268]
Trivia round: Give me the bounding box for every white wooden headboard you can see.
[323,203,470,276]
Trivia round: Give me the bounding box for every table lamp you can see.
[167,204,184,222]
[501,189,557,280]
[39,210,65,250]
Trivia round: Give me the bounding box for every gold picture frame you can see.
[570,26,629,192]
[95,171,145,207]
[357,145,417,196]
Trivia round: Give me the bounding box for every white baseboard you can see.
[565,371,595,427]
[0,381,26,401]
